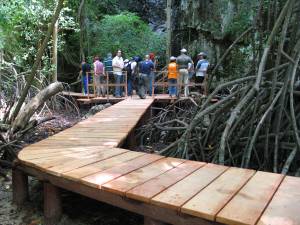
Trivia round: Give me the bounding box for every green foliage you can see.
[0,0,77,98]
[0,0,76,68]
[89,12,165,60]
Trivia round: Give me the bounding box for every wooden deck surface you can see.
[17,98,300,225]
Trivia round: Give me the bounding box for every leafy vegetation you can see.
[88,12,165,60]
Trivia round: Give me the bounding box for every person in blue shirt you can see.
[103,53,113,73]
[103,53,113,95]
[195,52,210,94]
[138,55,154,99]
[81,58,91,95]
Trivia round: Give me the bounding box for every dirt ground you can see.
[0,174,142,225]
[0,108,143,225]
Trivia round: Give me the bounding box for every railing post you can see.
[86,72,90,98]
[152,71,155,98]
[204,74,208,95]
[92,71,96,97]
[12,169,29,207]
[125,71,128,98]
[106,71,109,100]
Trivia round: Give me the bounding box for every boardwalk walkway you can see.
[14,98,300,225]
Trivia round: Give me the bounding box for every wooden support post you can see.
[144,216,167,225]
[12,169,29,206]
[44,182,62,225]
[123,130,137,149]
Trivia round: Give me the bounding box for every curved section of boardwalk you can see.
[16,98,300,225]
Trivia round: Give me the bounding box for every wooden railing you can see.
[151,71,208,96]
[80,70,208,98]
[82,71,128,99]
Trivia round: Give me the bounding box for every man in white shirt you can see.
[112,50,124,97]
[196,52,210,95]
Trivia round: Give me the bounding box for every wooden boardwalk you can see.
[14,98,300,225]
[62,91,197,104]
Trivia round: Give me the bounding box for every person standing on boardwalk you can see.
[149,52,156,96]
[112,50,124,97]
[104,53,113,75]
[81,58,91,95]
[138,55,154,99]
[167,56,178,97]
[195,52,210,95]
[124,57,139,96]
[176,48,193,97]
[93,56,105,97]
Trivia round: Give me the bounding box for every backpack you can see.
[125,61,133,78]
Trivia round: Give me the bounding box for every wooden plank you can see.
[46,148,128,175]
[102,157,185,195]
[126,161,205,203]
[216,171,284,225]
[151,163,228,210]
[181,167,255,221]
[81,154,164,188]
[19,145,107,153]
[63,151,145,180]
[21,148,124,172]
[18,147,108,160]
[18,149,107,168]
[257,176,300,225]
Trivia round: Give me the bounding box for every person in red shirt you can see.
[93,56,105,97]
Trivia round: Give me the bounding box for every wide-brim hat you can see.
[180,48,187,53]
[198,52,206,56]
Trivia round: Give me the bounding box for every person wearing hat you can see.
[195,52,210,94]
[138,55,154,99]
[167,56,178,97]
[176,48,193,97]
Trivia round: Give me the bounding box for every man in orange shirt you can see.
[168,56,178,97]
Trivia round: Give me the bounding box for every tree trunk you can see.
[9,0,64,123]
[78,0,86,60]
[52,20,58,82]
[166,0,172,61]
[0,49,3,94]
[11,82,64,134]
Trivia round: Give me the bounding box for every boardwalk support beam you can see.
[12,169,29,206]
[144,216,167,225]
[44,182,62,225]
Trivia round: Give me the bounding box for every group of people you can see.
[80,48,209,99]
[167,48,209,97]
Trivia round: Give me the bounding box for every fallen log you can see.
[10,82,64,134]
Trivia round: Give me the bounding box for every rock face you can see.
[120,0,256,65]
[171,0,256,63]
[119,0,166,33]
